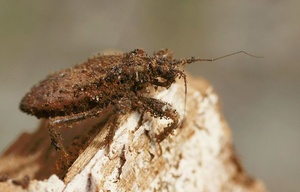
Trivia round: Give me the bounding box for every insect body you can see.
[20,49,180,119]
[20,49,185,159]
[20,49,260,160]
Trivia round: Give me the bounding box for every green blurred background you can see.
[1,1,299,191]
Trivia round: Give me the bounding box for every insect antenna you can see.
[183,51,263,65]
[173,51,262,117]
[182,73,187,117]
[173,69,188,117]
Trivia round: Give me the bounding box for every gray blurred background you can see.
[0,1,299,191]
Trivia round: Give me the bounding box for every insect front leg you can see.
[152,77,175,88]
[139,97,179,143]
[152,69,186,90]
[155,69,188,115]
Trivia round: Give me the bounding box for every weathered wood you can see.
[0,76,267,192]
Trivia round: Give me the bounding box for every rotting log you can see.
[0,75,267,192]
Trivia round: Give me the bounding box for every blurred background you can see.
[0,1,299,191]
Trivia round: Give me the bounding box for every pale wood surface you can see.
[0,76,267,192]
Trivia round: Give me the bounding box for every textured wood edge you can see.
[0,75,267,192]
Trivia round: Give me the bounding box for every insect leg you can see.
[152,69,187,114]
[102,113,120,156]
[103,98,134,157]
[151,78,175,88]
[50,107,104,124]
[151,69,186,98]
[48,124,71,163]
[48,107,105,161]
[139,97,179,143]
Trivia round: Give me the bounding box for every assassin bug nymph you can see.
[20,49,261,160]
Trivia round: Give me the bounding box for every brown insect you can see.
[20,49,260,160]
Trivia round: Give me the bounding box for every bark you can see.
[0,75,267,192]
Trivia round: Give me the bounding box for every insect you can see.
[20,49,260,161]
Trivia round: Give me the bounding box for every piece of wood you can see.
[0,75,267,192]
